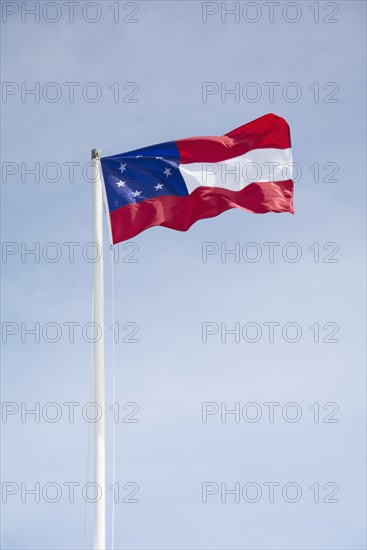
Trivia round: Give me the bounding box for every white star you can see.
[116,180,126,187]
[131,190,142,198]
[154,183,163,191]
[119,163,127,173]
[136,155,143,158]
[156,156,163,160]
[164,167,171,177]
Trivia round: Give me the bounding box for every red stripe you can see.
[110,180,293,243]
[177,113,291,164]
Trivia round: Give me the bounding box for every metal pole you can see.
[91,148,105,550]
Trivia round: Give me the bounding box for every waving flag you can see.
[100,114,293,244]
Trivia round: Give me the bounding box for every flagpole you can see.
[91,148,105,550]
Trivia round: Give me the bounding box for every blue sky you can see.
[1,1,366,549]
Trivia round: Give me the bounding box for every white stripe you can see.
[179,147,293,193]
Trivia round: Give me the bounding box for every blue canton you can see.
[101,141,189,213]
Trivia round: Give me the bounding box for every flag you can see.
[100,113,294,244]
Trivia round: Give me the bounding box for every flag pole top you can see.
[91,148,101,159]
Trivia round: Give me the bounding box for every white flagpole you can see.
[91,148,106,550]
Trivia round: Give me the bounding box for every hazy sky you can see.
[1,1,366,549]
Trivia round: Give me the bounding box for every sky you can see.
[1,1,366,549]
